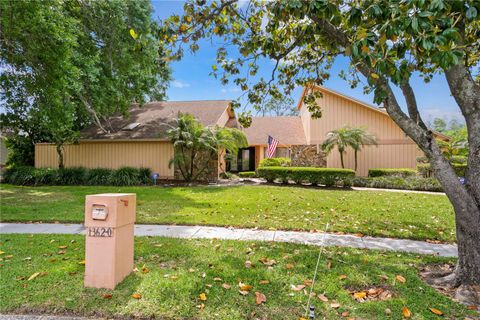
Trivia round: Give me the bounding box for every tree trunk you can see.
[56,144,64,169]
[354,150,358,172]
[339,151,345,168]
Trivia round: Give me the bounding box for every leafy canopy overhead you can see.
[0,0,171,165]
[160,0,479,125]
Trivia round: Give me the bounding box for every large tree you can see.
[0,0,171,167]
[161,0,480,303]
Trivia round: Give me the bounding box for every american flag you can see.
[266,135,279,158]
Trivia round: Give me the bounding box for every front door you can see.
[228,147,256,172]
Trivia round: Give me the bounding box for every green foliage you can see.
[168,113,248,181]
[86,168,114,186]
[368,168,418,178]
[4,136,36,166]
[258,157,291,167]
[238,171,256,178]
[0,0,171,166]
[3,166,152,186]
[257,166,354,187]
[352,176,443,192]
[321,126,376,170]
[417,163,467,178]
[261,96,297,116]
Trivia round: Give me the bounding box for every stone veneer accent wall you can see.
[290,145,327,167]
[173,149,219,182]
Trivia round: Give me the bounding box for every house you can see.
[34,86,448,178]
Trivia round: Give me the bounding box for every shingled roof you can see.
[81,100,232,140]
[242,116,307,145]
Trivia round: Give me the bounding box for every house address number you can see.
[87,227,113,237]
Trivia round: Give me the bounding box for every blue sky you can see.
[152,1,462,124]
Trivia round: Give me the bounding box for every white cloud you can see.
[171,80,190,89]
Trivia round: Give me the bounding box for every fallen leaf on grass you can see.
[330,302,340,309]
[132,293,142,299]
[396,275,406,283]
[58,245,68,249]
[259,257,276,266]
[402,306,411,318]
[0,251,4,255]
[353,291,367,300]
[339,275,347,280]
[28,272,40,281]
[259,280,269,285]
[467,305,478,310]
[222,283,231,290]
[141,267,149,274]
[286,263,294,269]
[255,292,266,305]
[318,294,329,302]
[341,311,350,317]
[78,260,85,265]
[103,294,112,299]
[245,260,252,268]
[196,303,205,310]
[239,283,253,291]
[291,284,306,291]
[429,308,443,315]
[303,279,312,286]
[199,293,207,301]
[213,277,222,282]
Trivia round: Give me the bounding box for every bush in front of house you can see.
[257,166,355,187]
[417,163,467,178]
[368,168,418,178]
[238,171,257,178]
[352,176,443,192]
[258,157,291,167]
[2,166,153,186]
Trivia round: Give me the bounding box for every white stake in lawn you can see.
[303,223,330,320]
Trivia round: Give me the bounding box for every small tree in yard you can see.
[167,113,247,181]
[162,1,480,303]
[321,127,355,169]
[349,127,377,171]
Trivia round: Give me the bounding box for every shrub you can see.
[258,157,291,167]
[368,168,417,178]
[110,167,143,186]
[417,163,467,178]
[3,166,36,185]
[86,168,113,185]
[238,171,256,178]
[3,166,154,186]
[56,167,88,185]
[352,176,443,192]
[257,166,354,187]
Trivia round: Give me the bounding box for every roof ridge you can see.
[147,99,232,103]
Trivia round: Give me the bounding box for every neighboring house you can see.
[34,86,448,178]
[35,100,234,180]
[0,135,9,167]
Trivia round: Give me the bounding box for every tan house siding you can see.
[297,86,425,176]
[326,144,423,176]
[35,141,174,178]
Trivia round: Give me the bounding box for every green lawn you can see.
[0,234,473,320]
[0,184,456,242]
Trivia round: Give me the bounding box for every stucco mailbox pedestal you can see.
[84,193,136,289]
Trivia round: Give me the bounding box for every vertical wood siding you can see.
[326,144,423,176]
[298,88,425,176]
[35,141,174,178]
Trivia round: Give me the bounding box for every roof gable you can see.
[242,116,306,145]
[81,100,232,140]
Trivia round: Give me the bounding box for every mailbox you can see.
[84,193,136,289]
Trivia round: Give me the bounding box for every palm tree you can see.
[167,113,247,181]
[321,127,355,168]
[348,127,377,171]
[321,126,377,171]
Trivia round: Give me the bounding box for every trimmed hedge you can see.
[238,171,257,178]
[352,176,443,192]
[257,166,355,187]
[258,157,291,167]
[3,166,152,186]
[368,168,417,178]
[417,163,467,178]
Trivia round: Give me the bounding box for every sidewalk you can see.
[0,223,457,257]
